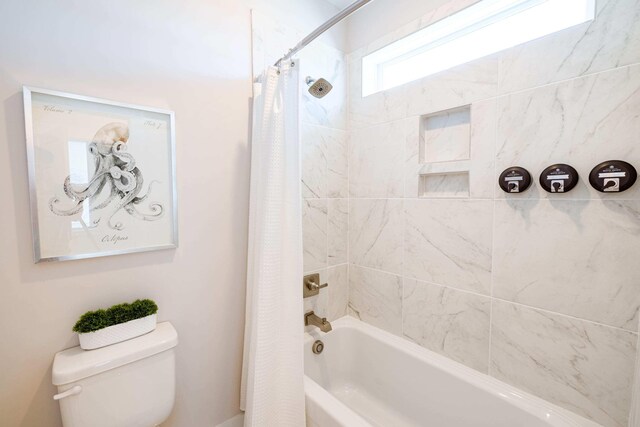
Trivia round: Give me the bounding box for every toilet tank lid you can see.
[52,322,178,386]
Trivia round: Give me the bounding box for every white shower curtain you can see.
[241,61,305,426]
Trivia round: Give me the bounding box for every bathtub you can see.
[304,316,600,427]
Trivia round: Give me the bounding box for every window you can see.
[362,0,595,96]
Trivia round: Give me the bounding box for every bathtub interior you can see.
[304,317,601,427]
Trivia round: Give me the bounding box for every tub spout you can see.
[305,311,332,332]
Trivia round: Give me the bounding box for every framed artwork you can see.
[23,87,178,262]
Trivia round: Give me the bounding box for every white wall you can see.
[248,0,346,51]
[0,1,338,426]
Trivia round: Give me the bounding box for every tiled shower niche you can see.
[419,106,471,198]
[422,106,471,163]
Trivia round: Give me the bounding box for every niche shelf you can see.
[418,160,470,198]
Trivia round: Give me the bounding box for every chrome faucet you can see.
[304,311,332,332]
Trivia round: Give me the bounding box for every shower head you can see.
[306,76,333,98]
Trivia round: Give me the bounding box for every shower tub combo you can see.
[304,316,600,427]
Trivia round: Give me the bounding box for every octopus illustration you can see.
[50,122,163,230]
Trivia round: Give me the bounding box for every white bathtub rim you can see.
[304,316,601,427]
[305,376,372,427]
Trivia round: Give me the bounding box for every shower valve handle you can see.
[303,273,328,298]
[306,279,328,291]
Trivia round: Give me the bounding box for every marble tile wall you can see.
[344,0,640,426]
[252,11,350,323]
[298,41,350,324]
[297,43,353,328]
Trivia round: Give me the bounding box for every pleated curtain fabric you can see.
[241,61,305,427]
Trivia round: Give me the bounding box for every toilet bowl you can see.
[52,322,178,427]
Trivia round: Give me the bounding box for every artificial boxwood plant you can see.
[73,299,158,333]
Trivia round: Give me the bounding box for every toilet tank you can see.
[52,322,178,427]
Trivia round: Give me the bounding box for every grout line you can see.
[303,198,350,201]
[340,196,640,201]
[346,60,640,130]
[346,52,352,316]
[487,91,499,376]
[494,60,640,99]
[324,122,329,279]
[301,120,348,133]
[401,118,407,338]
[304,262,350,273]
[629,324,640,424]
[402,275,489,299]
[488,298,494,375]
[351,263,639,335]
[303,262,349,277]
[489,297,639,335]
[350,263,410,279]
[350,197,493,201]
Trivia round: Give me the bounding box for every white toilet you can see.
[52,322,178,427]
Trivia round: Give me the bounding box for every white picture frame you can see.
[23,87,178,262]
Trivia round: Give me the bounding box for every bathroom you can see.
[1,0,639,426]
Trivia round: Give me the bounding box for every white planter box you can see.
[78,314,157,350]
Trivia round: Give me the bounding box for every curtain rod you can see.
[274,0,374,66]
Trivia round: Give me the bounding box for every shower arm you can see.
[274,0,374,67]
